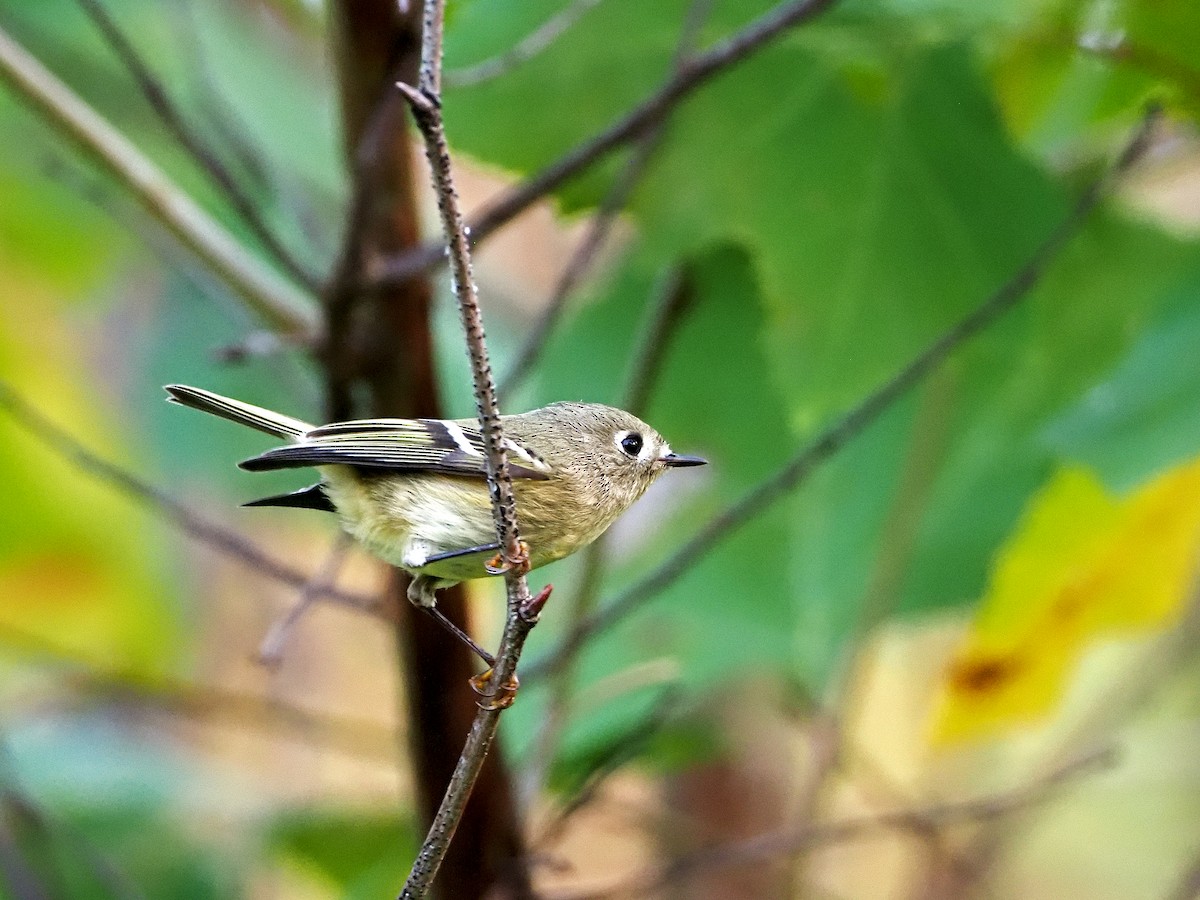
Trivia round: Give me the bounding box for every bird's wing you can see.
[238,418,553,480]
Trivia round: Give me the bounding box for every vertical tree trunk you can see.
[324,3,530,896]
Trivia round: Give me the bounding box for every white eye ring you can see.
[615,430,651,461]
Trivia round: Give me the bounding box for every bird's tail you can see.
[164,385,312,439]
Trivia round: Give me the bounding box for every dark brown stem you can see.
[370,0,842,289]
[323,2,531,896]
[526,104,1162,680]
[73,0,320,292]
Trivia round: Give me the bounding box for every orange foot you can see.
[484,541,531,577]
[469,668,521,710]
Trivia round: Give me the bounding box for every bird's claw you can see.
[469,668,520,710]
[485,541,531,577]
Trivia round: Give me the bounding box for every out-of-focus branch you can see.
[527,105,1162,679]
[258,533,354,666]
[0,25,320,339]
[396,1,545,895]
[0,379,375,613]
[497,130,659,398]
[498,0,711,399]
[73,0,320,291]
[443,0,605,88]
[0,622,397,761]
[565,746,1117,900]
[0,740,144,900]
[371,0,842,288]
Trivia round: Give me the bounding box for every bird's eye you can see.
[620,433,643,457]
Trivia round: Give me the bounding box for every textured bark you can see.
[325,4,530,897]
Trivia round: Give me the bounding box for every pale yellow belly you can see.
[318,467,593,585]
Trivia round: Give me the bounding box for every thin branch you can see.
[211,329,306,364]
[526,104,1162,680]
[0,25,320,339]
[73,0,321,291]
[498,0,711,398]
[0,378,376,613]
[371,0,841,288]
[622,265,697,415]
[498,131,660,397]
[444,0,605,88]
[258,533,354,667]
[569,746,1117,900]
[0,622,397,762]
[396,2,542,895]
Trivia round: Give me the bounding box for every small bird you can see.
[165,385,705,654]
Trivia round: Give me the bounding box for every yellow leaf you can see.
[0,277,181,678]
[931,458,1200,744]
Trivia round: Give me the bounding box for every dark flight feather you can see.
[243,484,336,512]
[238,418,552,480]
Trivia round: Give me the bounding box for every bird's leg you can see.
[407,575,496,667]
[484,540,531,577]
[467,585,553,709]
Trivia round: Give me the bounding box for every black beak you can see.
[663,453,707,468]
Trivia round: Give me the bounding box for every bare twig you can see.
[568,746,1117,900]
[326,3,530,894]
[527,105,1161,679]
[258,533,354,666]
[73,0,320,291]
[371,0,841,288]
[0,25,320,338]
[212,329,308,364]
[444,0,605,88]
[0,379,376,613]
[622,265,697,414]
[396,2,542,895]
[170,0,275,191]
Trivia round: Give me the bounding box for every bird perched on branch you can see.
[165,385,705,658]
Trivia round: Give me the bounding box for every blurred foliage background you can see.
[1,0,1200,897]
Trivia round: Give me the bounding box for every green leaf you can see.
[269,809,417,898]
[1044,266,1200,491]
